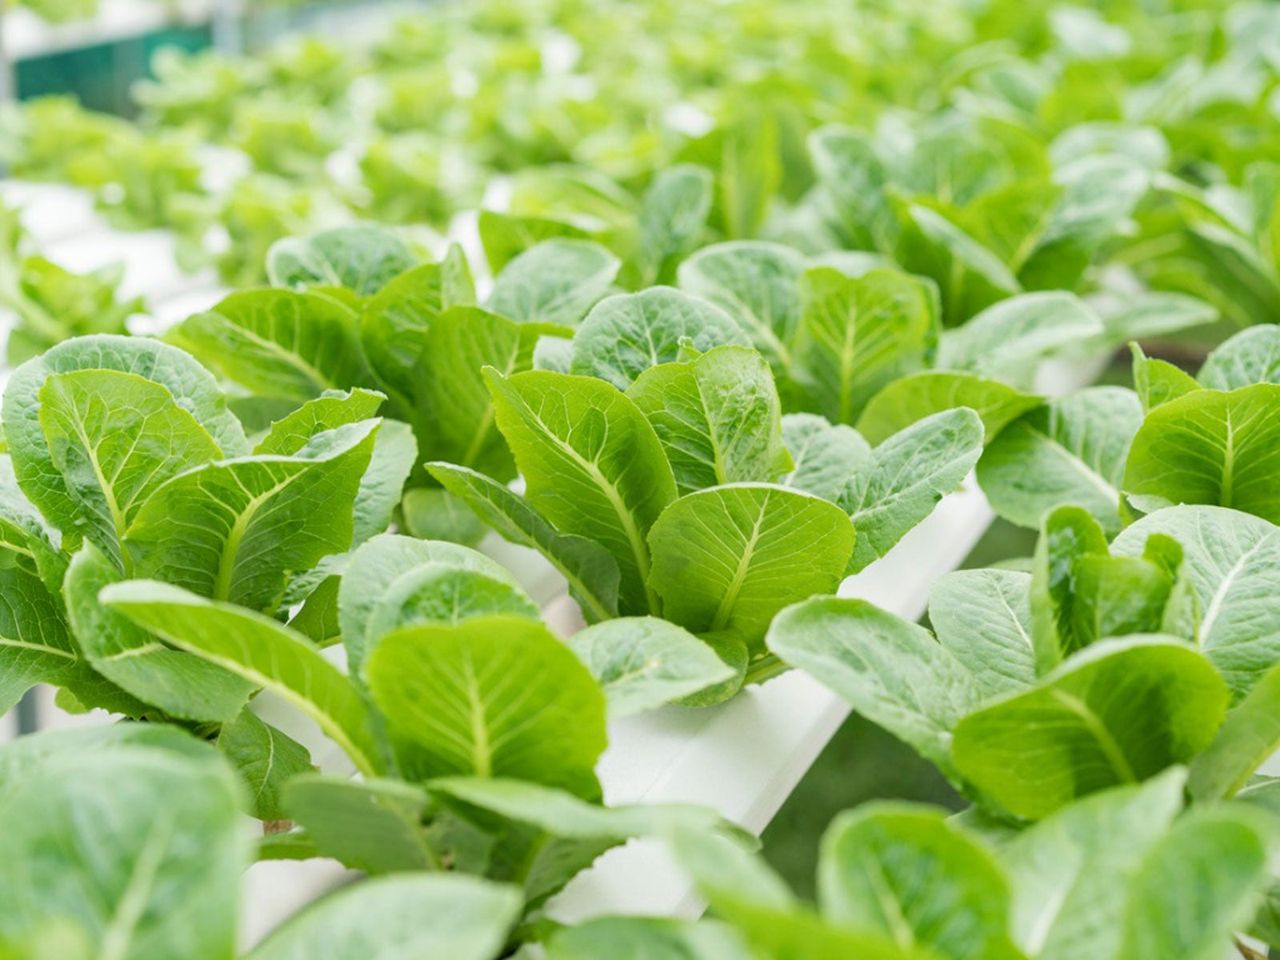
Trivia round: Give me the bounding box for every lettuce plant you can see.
[977,325,1280,537]
[550,773,1276,960]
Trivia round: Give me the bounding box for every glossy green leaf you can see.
[102,580,382,776]
[124,420,378,612]
[952,636,1228,819]
[365,615,606,796]
[819,803,1020,959]
[894,204,1020,326]
[1198,325,1280,390]
[3,335,248,549]
[0,727,246,960]
[415,306,551,480]
[486,369,676,615]
[1130,344,1199,412]
[635,164,715,285]
[1118,807,1273,960]
[857,371,1042,445]
[1189,658,1280,801]
[1001,769,1185,960]
[282,775,434,873]
[1123,385,1280,522]
[170,288,371,402]
[218,708,313,821]
[648,484,854,653]
[0,567,79,713]
[36,368,222,567]
[360,247,475,402]
[64,543,253,721]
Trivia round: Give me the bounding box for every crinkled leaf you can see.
[627,345,789,496]
[571,287,747,390]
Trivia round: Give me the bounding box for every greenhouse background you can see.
[2,0,1280,957]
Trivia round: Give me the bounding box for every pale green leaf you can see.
[978,387,1142,535]
[568,616,736,716]
[488,239,620,327]
[842,408,984,573]
[780,413,871,503]
[1123,385,1280,522]
[248,874,521,960]
[170,288,371,402]
[124,420,378,612]
[857,371,1041,445]
[267,224,418,295]
[928,568,1036,699]
[819,803,1020,959]
[1111,505,1280,699]
[767,597,979,778]
[64,543,253,721]
[792,267,938,425]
